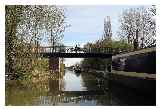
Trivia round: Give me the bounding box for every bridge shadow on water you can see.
[5,68,155,106]
[43,69,155,106]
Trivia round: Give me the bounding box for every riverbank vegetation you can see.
[5,5,156,81]
[81,6,156,72]
[5,5,67,81]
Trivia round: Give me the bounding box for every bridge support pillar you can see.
[59,58,65,77]
[59,58,65,73]
[49,57,59,72]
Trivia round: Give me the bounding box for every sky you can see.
[62,5,149,46]
[62,5,150,66]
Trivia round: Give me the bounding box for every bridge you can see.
[33,46,112,58]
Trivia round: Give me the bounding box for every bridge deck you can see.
[40,52,112,58]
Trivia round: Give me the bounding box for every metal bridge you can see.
[33,46,112,58]
[31,45,156,58]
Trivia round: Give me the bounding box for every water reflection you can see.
[5,69,155,106]
[63,69,87,91]
[6,69,109,105]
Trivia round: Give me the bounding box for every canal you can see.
[5,68,155,106]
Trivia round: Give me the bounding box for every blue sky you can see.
[62,5,149,47]
[62,5,150,66]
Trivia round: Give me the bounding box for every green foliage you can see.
[6,5,25,76]
[14,66,28,80]
[33,59,49,71]
[111,40,133,52]
[81,58,111,70]
[81,38,132,71]
[118,6,156,47]
[5,5,66,80]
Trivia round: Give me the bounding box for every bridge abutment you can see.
[110,47,156,95]
[49,57,59,72]
[49,57,65,78]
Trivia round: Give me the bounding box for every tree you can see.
[118,6,156,48]
[42,6,66,51]
[5,5,67,79]
[5,5,25,76]
[17,5,66,50]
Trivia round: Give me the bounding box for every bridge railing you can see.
[36,46,72,53]
[33,46,113,54]
[32,46,155,55]
[83,47,112,53]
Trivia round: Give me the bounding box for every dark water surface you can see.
[5,69,155,106]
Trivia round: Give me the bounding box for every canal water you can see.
[5,69,155,106]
